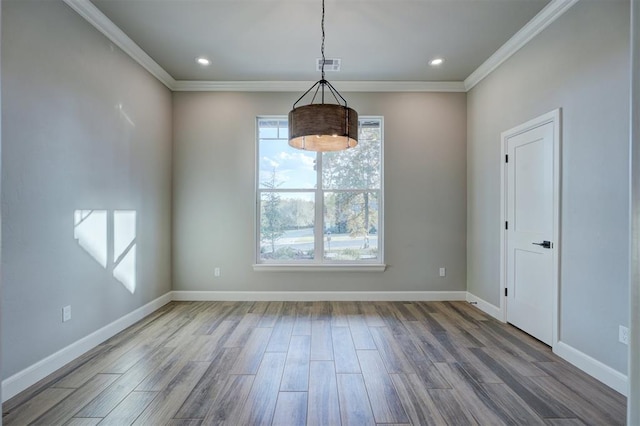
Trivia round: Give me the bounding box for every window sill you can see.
[252,263,387,272]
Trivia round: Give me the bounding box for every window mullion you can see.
[314,152,323,263]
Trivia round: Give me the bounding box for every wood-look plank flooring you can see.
[2,301,627,425]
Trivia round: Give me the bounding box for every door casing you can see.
[499,108,561,348]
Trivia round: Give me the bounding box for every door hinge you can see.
[505,221,508,230]
[505,288,508,297]
[505,154,509,163]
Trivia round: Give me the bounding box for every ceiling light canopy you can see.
[288,0,358,152]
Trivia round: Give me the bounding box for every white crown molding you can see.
[173,80,316,92]
[65,0,576,93]
[172,80,466,93]
[62,0,177,90]
[58,0,464,94]
[332,81,466,93]
[464,0,580,91]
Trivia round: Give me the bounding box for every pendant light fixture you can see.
[288,0,358,152]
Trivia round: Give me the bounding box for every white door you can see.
[505,118,557,346]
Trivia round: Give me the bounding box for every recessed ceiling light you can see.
[196,57,211,66]
[429,58,444,66]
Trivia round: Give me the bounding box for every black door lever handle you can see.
[532,240,552,249]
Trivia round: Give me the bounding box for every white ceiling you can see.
[87,0,552,85]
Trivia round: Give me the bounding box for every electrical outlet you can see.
[62,305,71,322]
[439,267,446,277]
[214,267,221,277]
[619,325,629,345]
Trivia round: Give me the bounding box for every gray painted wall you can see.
[172,92,467,293]
[467,0,630,373]
[1,0,172,378]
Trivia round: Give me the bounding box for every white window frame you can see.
[253,116,385,271]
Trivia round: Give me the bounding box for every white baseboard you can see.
[1,292,173,402]
[3,290,629,404]
[465,292,504,321]
[465,293,629,396]
[171,290,468,302]
[554,341,628,396]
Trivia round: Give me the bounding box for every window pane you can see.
[259,139,317,189]
[258,119,279,139]
[324,192,379,261]
[322,119,381,190]
[260,192,315,261]
[278,120,289,139]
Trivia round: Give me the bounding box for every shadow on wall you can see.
[73,209,137,293]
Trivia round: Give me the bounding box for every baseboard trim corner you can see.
[554,341,628,396]
[170,290,467,302]
[465,292,504,321]
[1,292,173,402]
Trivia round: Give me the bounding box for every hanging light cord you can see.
[291,0,347,109]
[321,0,325,81]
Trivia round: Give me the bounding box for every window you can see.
[256,117,383,267]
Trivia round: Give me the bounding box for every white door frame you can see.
[499,108,561,348]
[628,0,639,420]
